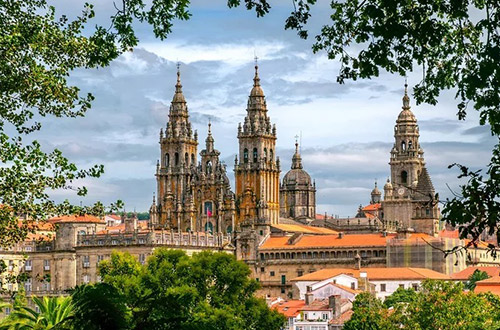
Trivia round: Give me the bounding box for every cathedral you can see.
[149,64,317,234]
[149,64,440,239]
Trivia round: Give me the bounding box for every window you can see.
[399,284,405,289]
[139,254,146,264]
[412,283,419,290]
[42,282,51,291]
[43,260,50,271]
[98,240,104,245]
[175,152,179,166]
[138,238,145,244]
[165,153,170,167]
[281,287,285,294]
[260,267,265,273]
[281,275,286,285]
[243,148,249,163]
[8,260,13,271]
[25,260,32,271]
[97,255,104,266]
[270,271,275,277]
[263,148,267,162]
[253,148,258,162]
[351,282,355,289]
[297,270,303,277]
[380,284,386,292]
[401,171,408,184]
[83,274,90,284]
[34,305,40,313]
[4,307,10,315]
[191,153,195,165]
[25,246,32,252]
[255,278,259,282]
[82,255,90,268]
[112,240,118,245]
[185,152,189,165]
[322,313,328,320]
[24,278,32,292]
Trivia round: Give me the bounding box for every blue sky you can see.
[39,0,494,216]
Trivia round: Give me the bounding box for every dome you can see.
[371,182,381,196]
[282,168,312,187]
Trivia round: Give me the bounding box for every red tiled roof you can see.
[451,267,500,280]
[49,214,104,224]
[292,267,449,282]
[260,233,394,250]
[97,220,149,234]
[362,203,381,212]
[475,276,500,295]
[272,300,305,318]
[272,224,338,235]
[106,214,122,220]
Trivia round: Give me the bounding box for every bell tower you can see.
[153,66,198,230]
[234,64,280,226]
[382,83,440,235]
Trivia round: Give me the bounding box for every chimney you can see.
[329,295,342,318]
[338,232,344,239]
[382,231,387,237]
[354,252,361,270]
[125,216,138,233]
[305,292,313,306]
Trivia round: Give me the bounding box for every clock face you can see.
[398,187,405,195]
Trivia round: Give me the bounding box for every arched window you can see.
[408,140,413,149]
[226,226,232,234]
[165,153,170,167]
[401,141,406,151]
[206,161,212,174]
[185,152,189,165]
[270,149,273,160]
[243,148,249,163]
[253,148,258,163]
[191,153,195,165]
[264,148,267,162]
[401,170,408,184]
[175,152,179,166]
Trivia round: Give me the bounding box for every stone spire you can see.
[172,66,186,104]
[250,65,264,97]
[291,140,303,169]
[205,121,214,152]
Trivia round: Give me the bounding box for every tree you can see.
[3,296,74,329]
[383,286,417,308]
[346,280,500,330]
[466,269,491,290]
[343,292,395,330]
[71,283,131,330]
[97,249,286,330]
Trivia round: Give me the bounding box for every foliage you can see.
[466,269,491,290]
[383,286,417,308]
[345,280,500,330]
[71,283,131,330]
[343,292,394,330]
[97,249,286,330]
[2,295,74,330]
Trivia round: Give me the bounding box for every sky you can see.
[36,0,495,216]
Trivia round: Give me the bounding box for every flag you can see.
[207,209,212,217]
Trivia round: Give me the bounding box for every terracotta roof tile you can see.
[362,203,381,211]
[272,300,305,318]
[451,267,500,280]
[292,267,449,282]
[271,224,338,235]
[49,214,104,224]
[260,233,394,250]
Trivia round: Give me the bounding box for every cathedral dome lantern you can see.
[370,181,382,204]
[282,142,311,188]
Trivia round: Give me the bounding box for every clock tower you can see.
[381,84,440,235]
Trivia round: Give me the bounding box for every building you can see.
[280,141,316,222]
[150,69,235,234]
[381,84,440,235]
[292,267,450,300]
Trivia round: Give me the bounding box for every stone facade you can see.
[150,69,235,233]
[381,84,440,235]
[280,142,316,221]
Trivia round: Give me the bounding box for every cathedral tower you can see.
[153,68,198,230]
[234,65,280,226]
[382,84,439,235]
[280,141,316,220]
